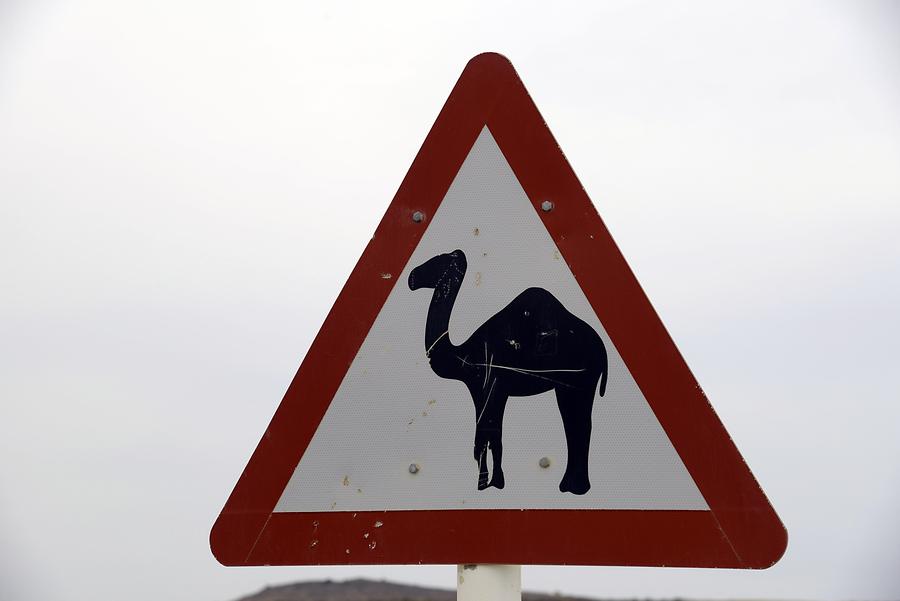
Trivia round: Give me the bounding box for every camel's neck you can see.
[424,265,464,358]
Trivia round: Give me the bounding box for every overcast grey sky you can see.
[1,2,899,601]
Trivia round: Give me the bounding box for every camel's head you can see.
[408,249,467,291]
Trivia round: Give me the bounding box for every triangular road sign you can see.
[211,53,786,569]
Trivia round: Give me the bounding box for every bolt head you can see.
[412,211,425,223]
[408,463,420,474]
[540,200,554,212]
[539,457,551,468]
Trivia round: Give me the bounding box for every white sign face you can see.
[275,127,706,512]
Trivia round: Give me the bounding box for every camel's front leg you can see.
[474,430,490,490]
[485,390,509,490]
[472,381,508,491]
[488,431,505,489]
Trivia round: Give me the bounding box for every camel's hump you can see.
[511,286,566,306]
[491,287,576,319]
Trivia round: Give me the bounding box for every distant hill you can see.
[232,578,602,601]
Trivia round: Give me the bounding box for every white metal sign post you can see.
[458,565,521,601]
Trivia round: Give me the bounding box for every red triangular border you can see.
[210,53,786,568]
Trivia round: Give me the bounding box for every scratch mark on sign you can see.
[425,330,449,357]
[482,343,489,388]
[476,379,496,426]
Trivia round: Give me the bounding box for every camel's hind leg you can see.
[555,385,595,495]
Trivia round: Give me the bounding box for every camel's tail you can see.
[598,369,607,397]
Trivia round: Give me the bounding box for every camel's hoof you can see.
[559,478,590,495]
[477,478,490,491]
[490,472,505,490]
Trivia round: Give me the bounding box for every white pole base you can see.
[457,564,522,601]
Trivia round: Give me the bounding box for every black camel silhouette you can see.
[408,249,608,495]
